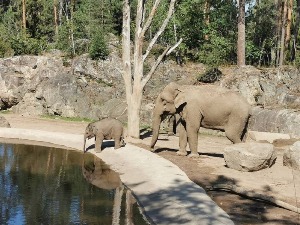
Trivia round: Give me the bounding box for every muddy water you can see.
[0,143,150,225]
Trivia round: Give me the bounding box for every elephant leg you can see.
[225,116,246,144]
[167,115,175,136]
[177,121,188,156]
[186,115,201,158]
[95,134,104,153]
[114,136,122,149]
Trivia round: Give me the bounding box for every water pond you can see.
[0,143,150,225]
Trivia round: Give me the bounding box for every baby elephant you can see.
[83,118,125,153]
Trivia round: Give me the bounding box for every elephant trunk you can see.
[150,113,163,149]
[83,135,87,152]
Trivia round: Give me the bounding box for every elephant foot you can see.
[95,149,102,153]
[188,153,199,158]
[176,150,187,156]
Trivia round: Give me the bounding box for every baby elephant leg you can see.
[114,136,124,149]
[95,134,104,153]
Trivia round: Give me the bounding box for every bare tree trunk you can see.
[276,0,283,66]
[22,0,26,30]
[122,0,181,138]
[204,0,210,41]
[237,0,246,66]
[285,0,293,47]
[291,0,300,61]
[53,0,59,36]
[279,0,288,66]
[59,0,63,25]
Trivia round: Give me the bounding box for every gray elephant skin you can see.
[150,82,251,157]
[83,118,125,152]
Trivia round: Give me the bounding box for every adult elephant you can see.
[150,82,251,157]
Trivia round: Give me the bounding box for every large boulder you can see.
[248,107,300,139]
[224,142,276,172]
[283,141,300,170]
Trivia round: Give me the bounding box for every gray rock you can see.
[283,141,300,170]
[249,107,300,139]
[0,116,10,128]
[224,142,276,172]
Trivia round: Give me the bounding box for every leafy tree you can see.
[246,0,278,66]
[89,30,109,60]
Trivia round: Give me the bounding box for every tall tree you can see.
[237,0,246,66]
[22,0,26,30]
[122,0,182,138]
[279,0,288,66]
[291,0,300,61]
[285,0,292,47]
[53,0,58,36]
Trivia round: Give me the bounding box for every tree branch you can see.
[143,0,176,61]
[141,38,182,87]
[122,0,132,95]
[166,38,182,55]
[141,0,162,37]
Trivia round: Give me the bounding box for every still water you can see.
[0,143,150,225]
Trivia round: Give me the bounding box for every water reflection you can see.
[82,154,121,190]
[82,155,142,225]
[0,143,149,225]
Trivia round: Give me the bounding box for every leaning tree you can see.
[121,0,182,138]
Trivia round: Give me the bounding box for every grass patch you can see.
[0,110,12,114]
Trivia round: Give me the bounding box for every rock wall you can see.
[0,44,299,137]
[0,43,204,124]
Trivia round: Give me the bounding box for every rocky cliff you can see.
[0,42,299,137]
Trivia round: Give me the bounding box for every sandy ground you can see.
[1,113,300,225]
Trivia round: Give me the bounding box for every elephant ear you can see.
[91,124,98,134]
[174,90,186,109]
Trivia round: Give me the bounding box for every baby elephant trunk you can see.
[83,135,87,152]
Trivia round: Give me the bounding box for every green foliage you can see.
[173,0,237,64]
[0,25,13,57]
[197,33,235,66]
[89,31,109,60]
[10,34,47,55]
[246,0,277,66]
[0,38,13,57]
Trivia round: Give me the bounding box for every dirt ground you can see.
[1,113,300,225]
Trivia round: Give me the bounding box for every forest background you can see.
[0,0,298,68]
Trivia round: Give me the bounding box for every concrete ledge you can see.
[0,127,234,225]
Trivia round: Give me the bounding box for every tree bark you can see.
[237,0,246,66]
[291,0,300,61]
[53,0,58,36]
[122,0,180,138]
[279,0,288,66]
[285,0,293,47]
[204,0,210,41]
[22,0,26,30]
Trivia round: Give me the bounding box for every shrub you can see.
[0,37,13,57]
[10,34,47,55]
[89,32,109,60]
[197,67,223,83]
